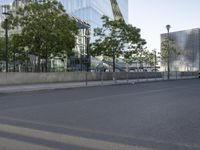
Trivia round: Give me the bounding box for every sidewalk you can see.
[0,78,162,94]
[0,76,197,94]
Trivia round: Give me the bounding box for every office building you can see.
[161,28,200,72]
[60,0,128,40]
[1,0,129,40]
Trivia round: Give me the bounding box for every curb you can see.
[0,77,198,95]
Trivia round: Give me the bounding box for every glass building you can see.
[161,28,200,72]
[60,0,128,40]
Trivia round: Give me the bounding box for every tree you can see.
[8,0,78,72]
[9,34,29,72]
[161,37,181,70]
[145,51,155,68]
[91,15,146,72]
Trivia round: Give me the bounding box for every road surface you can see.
[0,79,199,150]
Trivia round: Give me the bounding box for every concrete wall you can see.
[0,72,162,85]
[0,72,197,85]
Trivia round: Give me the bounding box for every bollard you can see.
[101,72,103,85]
[85,72,88,86]
[126,72,129,83]
[113,72,117,84]
[163,72,165,80]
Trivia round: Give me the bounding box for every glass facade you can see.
[161,28,200,72]
[60,0,128,40]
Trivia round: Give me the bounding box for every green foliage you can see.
[145,51,155,67]
[137,49,154,66]
[9,34,29,63]
[91,15,146,59]
[7,0,78,71]
[0,34,28,65]
[161,37,181,64]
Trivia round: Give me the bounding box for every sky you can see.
[129,0,200,52]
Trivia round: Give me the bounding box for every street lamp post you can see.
[86,28,90,72]
[166,25,171,80]
[152,49,157,72]
[5,18,8,72]
[2,5,11,73]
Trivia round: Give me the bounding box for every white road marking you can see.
[0,123,154,150]
[0,137,58,150]
[0,114,200,149]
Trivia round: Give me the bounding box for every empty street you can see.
[0,79,199,150]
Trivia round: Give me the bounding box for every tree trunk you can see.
[45,49,48,72]
[113,49,115,72]
[37,55,41,72]
[45,56,48,72]
[13,48,16,72]
[26,52,29,72]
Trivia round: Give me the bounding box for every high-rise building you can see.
[161,28,200,72]
[60,0,128,39]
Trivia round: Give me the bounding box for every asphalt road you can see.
[0,79,200,150]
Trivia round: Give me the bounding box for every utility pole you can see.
[5,18,8,72]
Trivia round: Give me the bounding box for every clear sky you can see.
[129,0,200,52]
